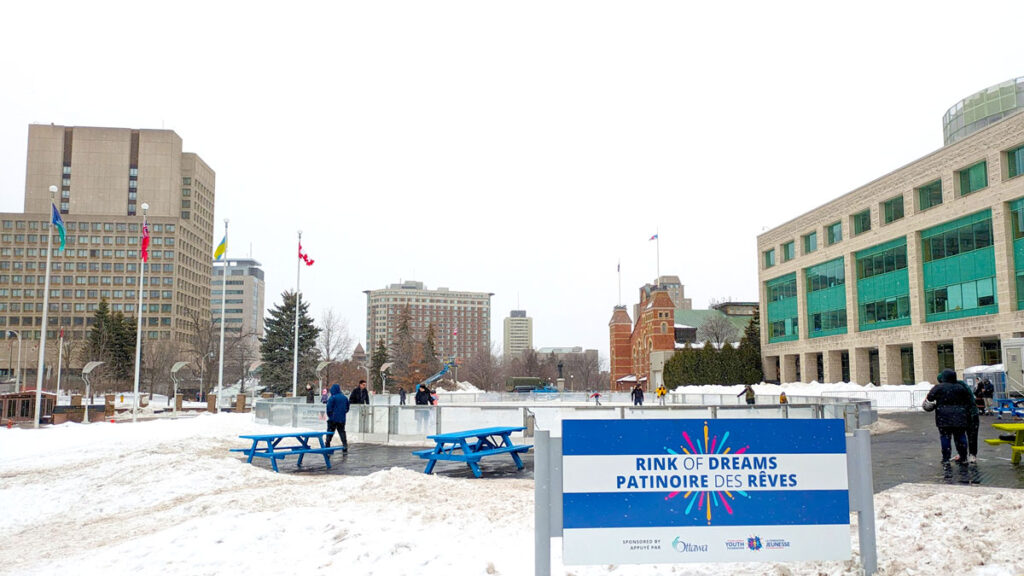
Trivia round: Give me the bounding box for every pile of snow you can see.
[446,380,483,393]
[2,411,1023,575]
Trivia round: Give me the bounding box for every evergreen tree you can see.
[82,299,137,384]
[259,291,321,396]
[737,311,764,384]
[422,324,442,376]
[369,338,389,392]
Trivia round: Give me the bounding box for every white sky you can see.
[2,1,1023,361]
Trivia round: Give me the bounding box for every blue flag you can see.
[51,203,66,251]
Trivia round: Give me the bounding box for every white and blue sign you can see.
[562,419,850,565]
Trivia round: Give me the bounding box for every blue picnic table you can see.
[233,431,343,473]
[412,426,532,478]
[993,398,1024,419]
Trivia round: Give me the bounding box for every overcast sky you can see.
[2,1,1023,364]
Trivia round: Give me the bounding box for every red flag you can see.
[298,242,314,266]
[141,220,150,262]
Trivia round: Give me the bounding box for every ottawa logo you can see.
[747,536,763,551]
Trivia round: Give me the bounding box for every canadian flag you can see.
[298,242,314,266]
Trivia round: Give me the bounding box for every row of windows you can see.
[766,277,797,302]
[769,318,798,339]
[920,220,992,262]
[1,221,176,233]
[763,144,1024,268]
[924,277,997,315]
[809,309,847,335]
[805,258,845,293]
[1,234,173,246]
[860,295,911,326]
[856,245,908,280]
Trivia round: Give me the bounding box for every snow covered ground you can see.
[2,383,1023,575]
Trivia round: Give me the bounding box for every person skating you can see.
[325,384,350,452]
[737,384,755,405]
[656,384,667,406]
[349,379,370,405]
[415,384,433,405]
[631,384,645,406]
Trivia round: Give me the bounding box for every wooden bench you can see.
[235,432,344,472]
[413,426,532,478]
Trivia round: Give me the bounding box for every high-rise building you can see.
[758,77,1024,385]
[503,309,532,359]
[364,280,492,362]
[211,258,265,347]
[633,275,691,322]
[0,125,215,380]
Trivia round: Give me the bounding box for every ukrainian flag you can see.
[214,235,227,260]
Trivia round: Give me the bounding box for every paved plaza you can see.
[240,410,1024,490]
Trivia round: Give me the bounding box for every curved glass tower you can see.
[943,76,1024,145]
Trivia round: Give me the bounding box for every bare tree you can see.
[142,339,182,400]
[462,342,502,391]
[696,315,739,347]
[317,308,353,386]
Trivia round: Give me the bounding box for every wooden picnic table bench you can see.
[412,426,532,478]
[985,422,1024,465]
[233,431,343,472]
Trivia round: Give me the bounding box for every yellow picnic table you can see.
[986,422,1024,465]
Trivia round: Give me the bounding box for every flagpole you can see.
[216,219,228,414]
[33,185,58,428]
[56,329,64,401]
[132,203,149,423]
[292,230,301,398]
[654,229,661,287]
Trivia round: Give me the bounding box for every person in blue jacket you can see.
[325,384,350,452]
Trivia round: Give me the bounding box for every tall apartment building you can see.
[757,77,1024,385]
[633,275,691,322]
[503,309,533,359]
[211,258,265,348]
[364,280,492,362]
[0,125,214,377]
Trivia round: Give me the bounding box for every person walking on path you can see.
[398,387,406,405]
[349,380,371,405]
[631,384,645,406]
[923,369,972,465]
[975,378,994,415]
[325,384,350,452]
[656,384,667,406]
[415,384,433,405]
[305,384,315,404]
[737,384,755,405]
[957,378,981,464]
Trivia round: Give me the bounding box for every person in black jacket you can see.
[349,380,370,405]
[415,384,433,405]
[925,369,972,464]
[631,384,644,406]
[325,384,350,451]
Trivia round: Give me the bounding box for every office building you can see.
[503,309,533,359]
[364,280,492,362]
[0,125,215,378]
[757,77,1024,384]
[211,258,265,349]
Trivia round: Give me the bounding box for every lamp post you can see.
[197,351,214,401]
[7,330,21,391]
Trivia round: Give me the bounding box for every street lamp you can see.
[6,330,21,391]
[197,352,214,400]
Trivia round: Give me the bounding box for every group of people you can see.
[923,369,988,465]
[311,379,442,451]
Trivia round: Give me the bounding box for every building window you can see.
[826,221,842,245]
[1006,145,1024,180]
[806,257,846,292]
[803,231,817,254]
[917,180,943,210]
[129,181,137,189]
[958,161,988,196]
[882,196,904,224]
[921,218,992,262]
[856,243,907,279]
[852,210,871,235]
[764,249,775,268]
[62,166,71,175]
[130,168,138,177]
[782,241,795,262]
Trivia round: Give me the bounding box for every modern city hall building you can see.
[757,77,1024,385]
